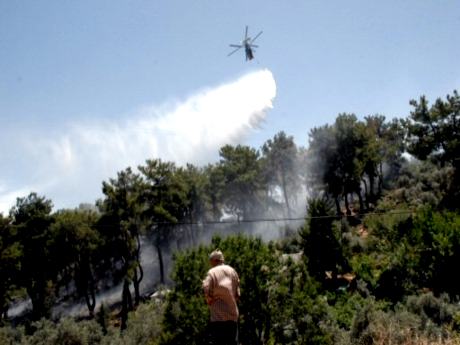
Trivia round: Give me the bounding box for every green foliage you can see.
[175,164,212,246]
[25,318,103,345]
[213,235,277,344]
[327,292,369,330]
[161,234,335,345]
[138,159,189,285]
[406,90,460,209]
[268,258,332,345]
[10,193,56,320]
[407,91,460,167]
[203,163,225,221]
[351,208,460,302]
[409,208,460,296]
[307,113,406,214]
[0,324,25,345]
[405,293,456,328]
[139,159,188,229]
[218,144,266,220]
[51,209,102,313]
[261,131,301,218]
[378,160,453,210]
[161,246,209,344]
[300,197,347,283]
[3,90,460,345]
[102,300,164,345]
[348,294,460,344]
[0,214,22,322]
[99,167,146,325]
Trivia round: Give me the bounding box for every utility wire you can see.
[100,209,415,228]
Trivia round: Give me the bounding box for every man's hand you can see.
[205,295,214,305]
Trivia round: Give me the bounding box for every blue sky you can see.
[1,1,459,212]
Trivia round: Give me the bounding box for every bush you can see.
[161,234,335,345]
[102,300,164,345]
[348,294,460,345]
[0,324,25,345]
[25,318,103,345]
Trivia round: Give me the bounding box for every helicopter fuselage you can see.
[245,44,254,60]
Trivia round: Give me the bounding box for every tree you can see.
[0,214,21,322]
[162,235,279,345]
[161,235,332,345]
[175,164,211,248]
[361,115,385,205]
[406,91,460,209]
[375,117,406,192]
[307,114,404,215]
[10,193,55,320]
[138,159,188,285]
[203,163,225,221]
[307,124,343,214]
[261,131,301,218]
[307,115,366,215]
[299,197,346,284]
[218,144,266,221]
[334,114,367,214]
[51,209,101,316]
[99,168,144,329]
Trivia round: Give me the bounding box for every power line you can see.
[103,209,415,228]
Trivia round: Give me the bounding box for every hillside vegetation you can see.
[0,90,459,344]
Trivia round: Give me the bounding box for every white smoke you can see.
[0,69,277,213]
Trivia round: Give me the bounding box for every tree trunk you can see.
[156,244,165,284]
[189,213,196,246]
[335,197,342,216]
[0,292,8,324]
[378,162,383,196]
[281,171,292,219]
[28,280,52,320]
[133,263,144,306]
[84,289,96,317]
[211,196,220,221]
[133,235,144,305]
[369,173,375,202]
[356,188,365,213]
[84,267,96,316]
[344,193,351,216]
[121,279,133,330]
[362,178,370,210]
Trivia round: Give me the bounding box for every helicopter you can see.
[228,26,263,61]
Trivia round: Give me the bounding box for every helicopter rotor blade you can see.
[229,44,243,48]
[245,26,248,40]
[228,46,242,56]
[251,31,263,43]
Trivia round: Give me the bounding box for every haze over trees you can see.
[1,90,460,344]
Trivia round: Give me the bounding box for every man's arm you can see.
[234,272,240,302]
[203,273,214,305]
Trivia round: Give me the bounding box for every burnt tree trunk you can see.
[156,244,165,284]
[121,279,133,330]
[281,171,292,219]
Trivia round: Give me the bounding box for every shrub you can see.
[161,234,335,345]
[25,318,103,345]
[102,300,164,345]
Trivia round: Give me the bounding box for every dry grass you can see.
[362,325,460,345]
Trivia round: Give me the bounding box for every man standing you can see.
[203,249,240,345]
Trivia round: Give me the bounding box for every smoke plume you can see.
[0,69,276,213]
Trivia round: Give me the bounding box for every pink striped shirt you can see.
[203,264,240,322]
